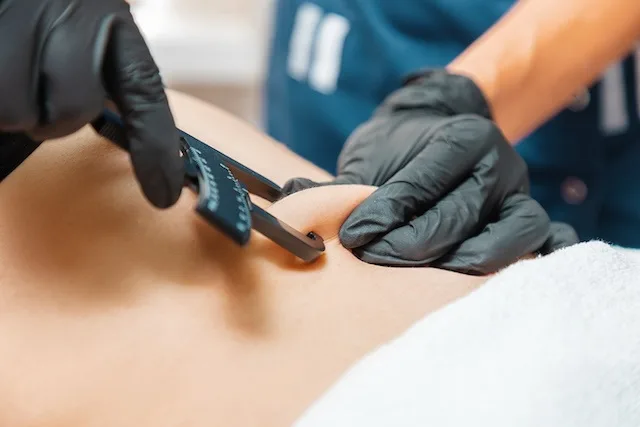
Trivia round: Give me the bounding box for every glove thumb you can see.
[282,174,360,196]
[538,222,580,255]
[282,177,325,195]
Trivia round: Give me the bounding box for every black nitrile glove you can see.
[284,70,578,275]
[0,0,183,208]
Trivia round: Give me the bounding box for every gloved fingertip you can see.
[339,192,410,248]
[134,136,185,209]
[141,171,184,209]
[551,221,579,244]
[337,224,361,249]
[338,212,383,248]
[150,176,183,209]
[282,177,323,195]
[538,222,580,255]
[148,187,183,209]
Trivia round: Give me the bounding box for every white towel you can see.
[294,241,640,427]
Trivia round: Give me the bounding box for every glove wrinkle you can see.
[434,194,554,275]
[340,187,415,248]
[344,154,497,264]
[326,69,578,274]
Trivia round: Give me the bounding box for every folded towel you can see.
[295,241,640,427]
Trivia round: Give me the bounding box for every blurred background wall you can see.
[131,0,275,125]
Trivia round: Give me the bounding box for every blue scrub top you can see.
[264,0,640,247]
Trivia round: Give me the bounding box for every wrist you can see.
[402,69,493,120]
[445,60,501,117]
[443,0,640,142]
[446,54,520,139]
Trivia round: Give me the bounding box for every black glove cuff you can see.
[400,69,493,120]
[0,133,41,182]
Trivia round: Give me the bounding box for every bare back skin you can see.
[0,91,487,427]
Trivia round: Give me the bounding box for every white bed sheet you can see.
[295,241,640,427]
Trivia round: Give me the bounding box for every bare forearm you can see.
[448,0,640,142]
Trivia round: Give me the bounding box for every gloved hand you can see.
[284,70,578,275]
[0,0,183,208]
